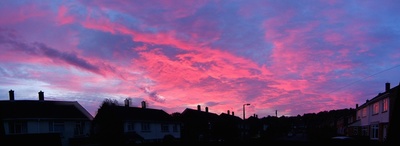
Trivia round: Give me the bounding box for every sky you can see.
[1,0,400,118]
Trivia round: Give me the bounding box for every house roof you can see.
[358,83,400,109]
[181,108,219,120]
[0,100,93,120]
[219,113,242,122]
[95,105,174,122]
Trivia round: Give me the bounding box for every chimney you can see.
[38,90,44,101]
[124,98,130,107]
[141,101,147,108]
[232,112,234,116]
[205,107,208,113]
[9,90,14,101]
[197,105,201,111]
[385,82,390,92]
[356,104,358,109]
[227,110,230,115]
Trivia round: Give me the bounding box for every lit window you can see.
[362,108,367,117]
[373,102,379,115]
[382,98,388,112]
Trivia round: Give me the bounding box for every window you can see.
[362,108,367,117]
[173,124,179,132]
[49,121,65,133]
[161,124,169,132]
[357,110,361,119]
[371,124,379,140]
[141,122,150,132]
[74,121,85,136]
[372,102,379,115]
[382,98,388,112]
[362,126,369,136]
[126,121,135,132]
[8,120,27,134]
[352,127,358,136]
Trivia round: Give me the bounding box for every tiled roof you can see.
[0,100,93,120]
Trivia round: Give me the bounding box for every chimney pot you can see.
[141,101,147,108]
[197,105,201,111]
[385,82,390,92]
[227,110,230,115]
[124,98,130,107]
[9,90,14,101]
[232,112,234,116]
[205,107,208,113]
[38,90,44,101]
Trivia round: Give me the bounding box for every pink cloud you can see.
[2,0,398,117]
[56,5,75,25]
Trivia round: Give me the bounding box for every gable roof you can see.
[0,100,93,120]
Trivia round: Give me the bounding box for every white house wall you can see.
[4,119,91,146]
[126,122,180,141]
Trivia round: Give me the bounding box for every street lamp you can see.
[243,103,250,120]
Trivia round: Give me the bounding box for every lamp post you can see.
[243,103,250,120]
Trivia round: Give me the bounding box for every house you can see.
[334,108,356,136]
[92,99,181,145]
[352,82,400,142]
[180,105,220,143]
[215,110,243,142]
[0,90,93,146]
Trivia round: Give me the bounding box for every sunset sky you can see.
[1,0,400,118]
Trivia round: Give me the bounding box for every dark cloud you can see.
[34,42,100,73]
[0,30,101,74]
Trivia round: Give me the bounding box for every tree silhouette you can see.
[92,98,124,146]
